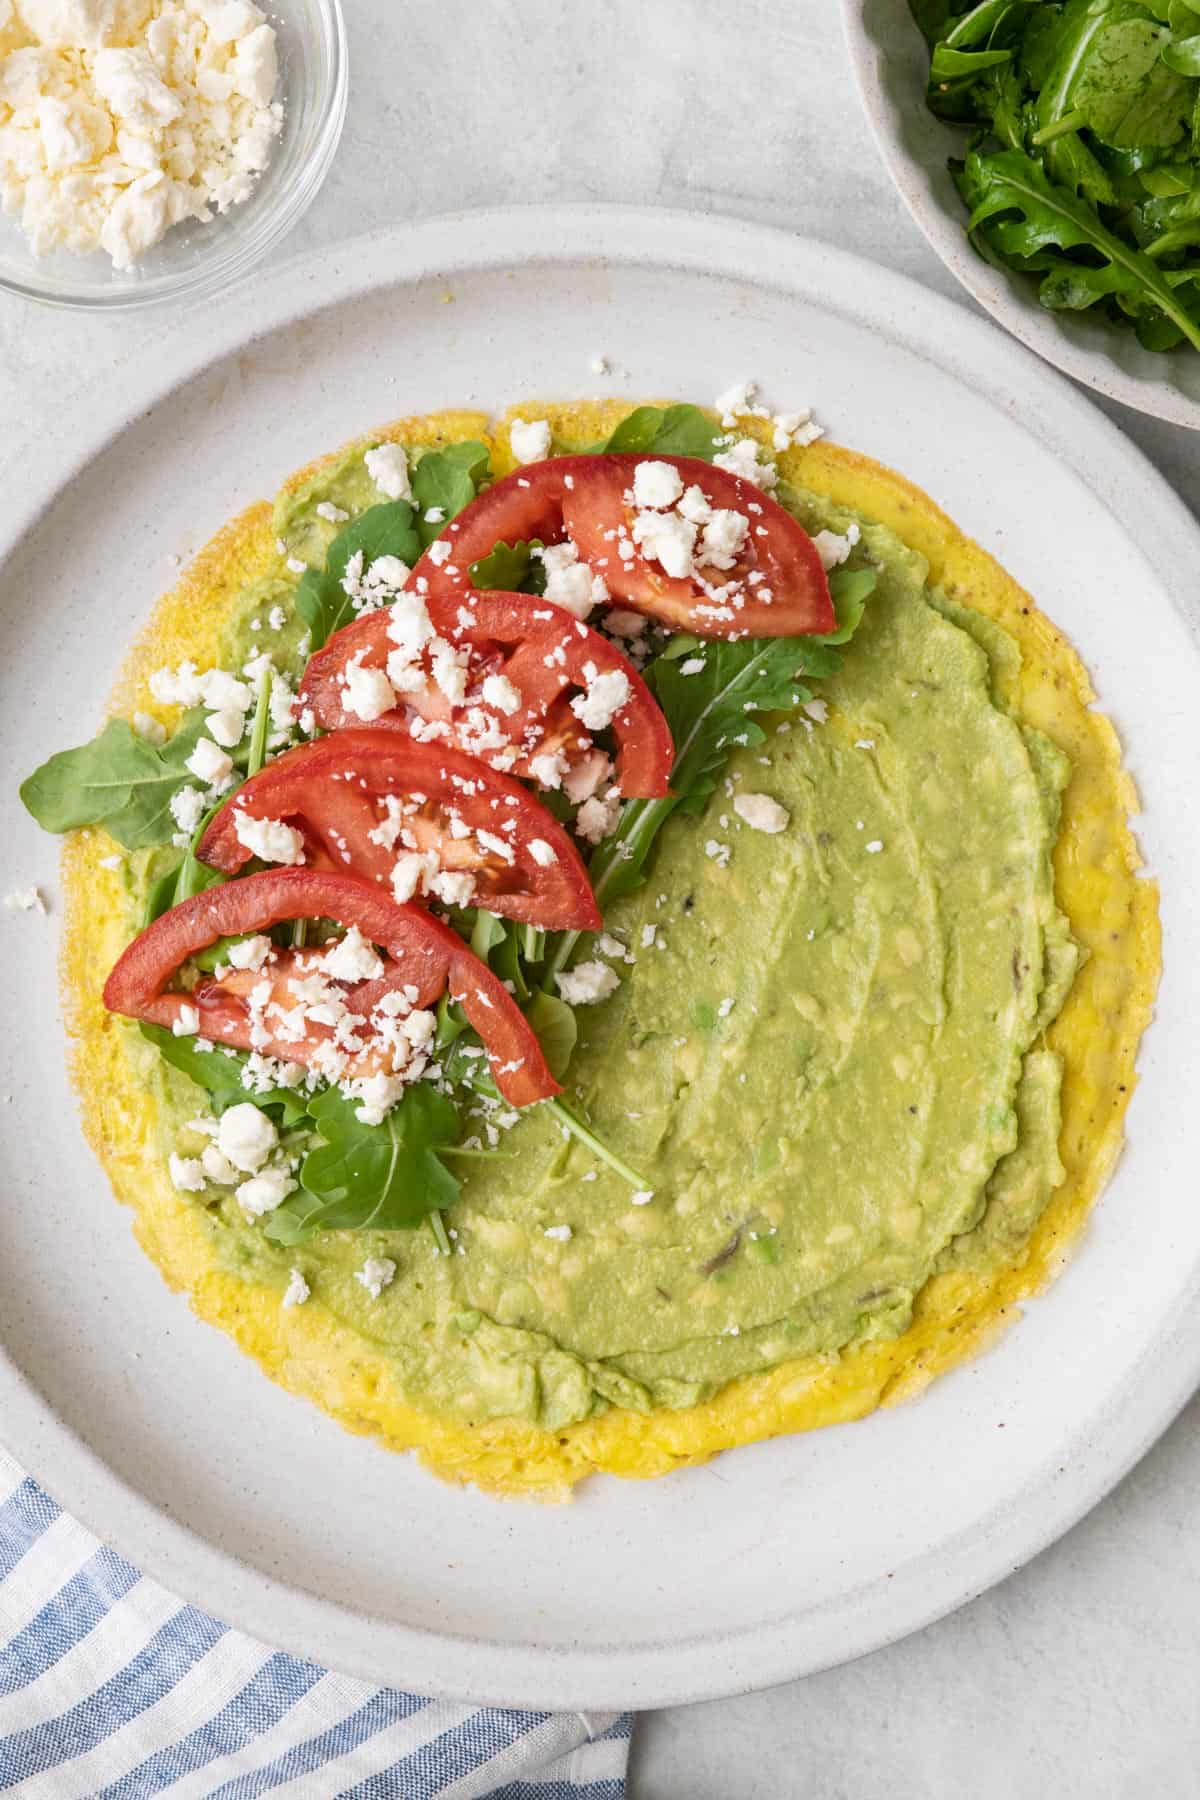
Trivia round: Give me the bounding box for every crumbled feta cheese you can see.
[561,752,611,805]
[391,849,437,904]
[354,1256,397,1299]
[98,853,122,870]
[149,662,204,707]
[575,790,621,844]
[171,1004,200,1036]
[386,591,436,658]
[281,1266,310,1307]
[713,437,777,489]
[200,1144,238,1185]
[865,839,884,854]
[323,924,384,985]
[570,665,630,733]
[733,793,789,834]
[717,996,736,1018]
[536,540,608,619]
[234,1164,296,1217]
[481,673,521,715]
[679,656,707,676]
[640,923,657,949]
[133,710,166,744]
[528,838,557,868]
[168,785,206,838]
[217,1102,277,1174]
[0,3,283,270]
[3,885,46,913]
[168,1152,206,1193]
[812,525,861,572]
[342,659,396,722]
[316,500,349,523]
[232,811,304,865]
[267,605,286,631]
[509,417,551,464]
[631,508,695,580]
[186,736,233,784]
[704,838,732,868]
[529,751,567,790]
[630,1190,654,1207]
[556,960,620,1005]
[804,699,829,724]
[206,706,247,749]
[351,1072,407,1126]
[427,869,476,908]
[285,555,306,575]
[699,508,749,570]
[365,443,411,500]
[226,934,272,972]
[632,460,684,509]
[544,1224,573,1242]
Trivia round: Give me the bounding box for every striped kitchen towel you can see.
[0,1451,631,1798]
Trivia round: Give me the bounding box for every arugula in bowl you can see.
[913,0,1200,353]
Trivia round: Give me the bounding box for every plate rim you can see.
[2,203,1197,1709]
[839,0,1200,432]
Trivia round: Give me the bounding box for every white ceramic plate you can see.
[841,0,1200,429]
[1,207,1197,1711]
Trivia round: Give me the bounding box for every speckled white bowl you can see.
[841,0,1200,428]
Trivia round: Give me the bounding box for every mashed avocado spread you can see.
[133,442,1080,1434]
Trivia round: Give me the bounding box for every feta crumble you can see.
[354,1256,397,1299]
[232,811,304,866]
[557,960,620,1006]
[281,1267,310,1308]
[365,443,411,501]
[509,417,551,464]
[217,1102,277,1174]
[733,793,789,834]
[528,838,557,868]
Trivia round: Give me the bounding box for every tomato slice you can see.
[196,732,600,932]
[409,453,835,638]
[102,868,559,1108]
[297,591,673,799]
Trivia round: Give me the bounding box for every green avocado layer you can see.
[136,444,1077,1432]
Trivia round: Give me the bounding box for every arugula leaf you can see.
[523,991,577,1078]
[265,1084,460,1244]
[469,538,547,592]
[21,709,212,850]
[295,501,421,650]
[820,567,879,646]
[959,147,1200,347]
[912,0,1200,354]
[544,634,839,982]
[139,1025,311,1123]
[599,404,723,459]
[411,441,490,548]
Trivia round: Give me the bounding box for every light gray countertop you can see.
[2,3,1196,1793]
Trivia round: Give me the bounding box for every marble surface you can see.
[1,2,1196,1792]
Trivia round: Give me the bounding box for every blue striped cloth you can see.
[0,1450,631,1797]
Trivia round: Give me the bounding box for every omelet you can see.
[58,401,1160,1498]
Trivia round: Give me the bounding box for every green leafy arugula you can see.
[469,538,547,592]
[295,500,421,650]
[543,568,876,982]
[913,0,1200,353]
[141,1024,312,1124]
[296,443,493,648]
[597,403,723,459]
[264,1084,461,1245]
[411,441,490,548]
[20,708,212,849]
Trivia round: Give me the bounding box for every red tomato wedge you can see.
[102,869,559,1108]
[408,454,835,638]
[196,732,600,932]
[297,591,673,799]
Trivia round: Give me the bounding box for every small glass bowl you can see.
[0,0,347,312]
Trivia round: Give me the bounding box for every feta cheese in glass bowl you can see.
[0,0,346,310]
